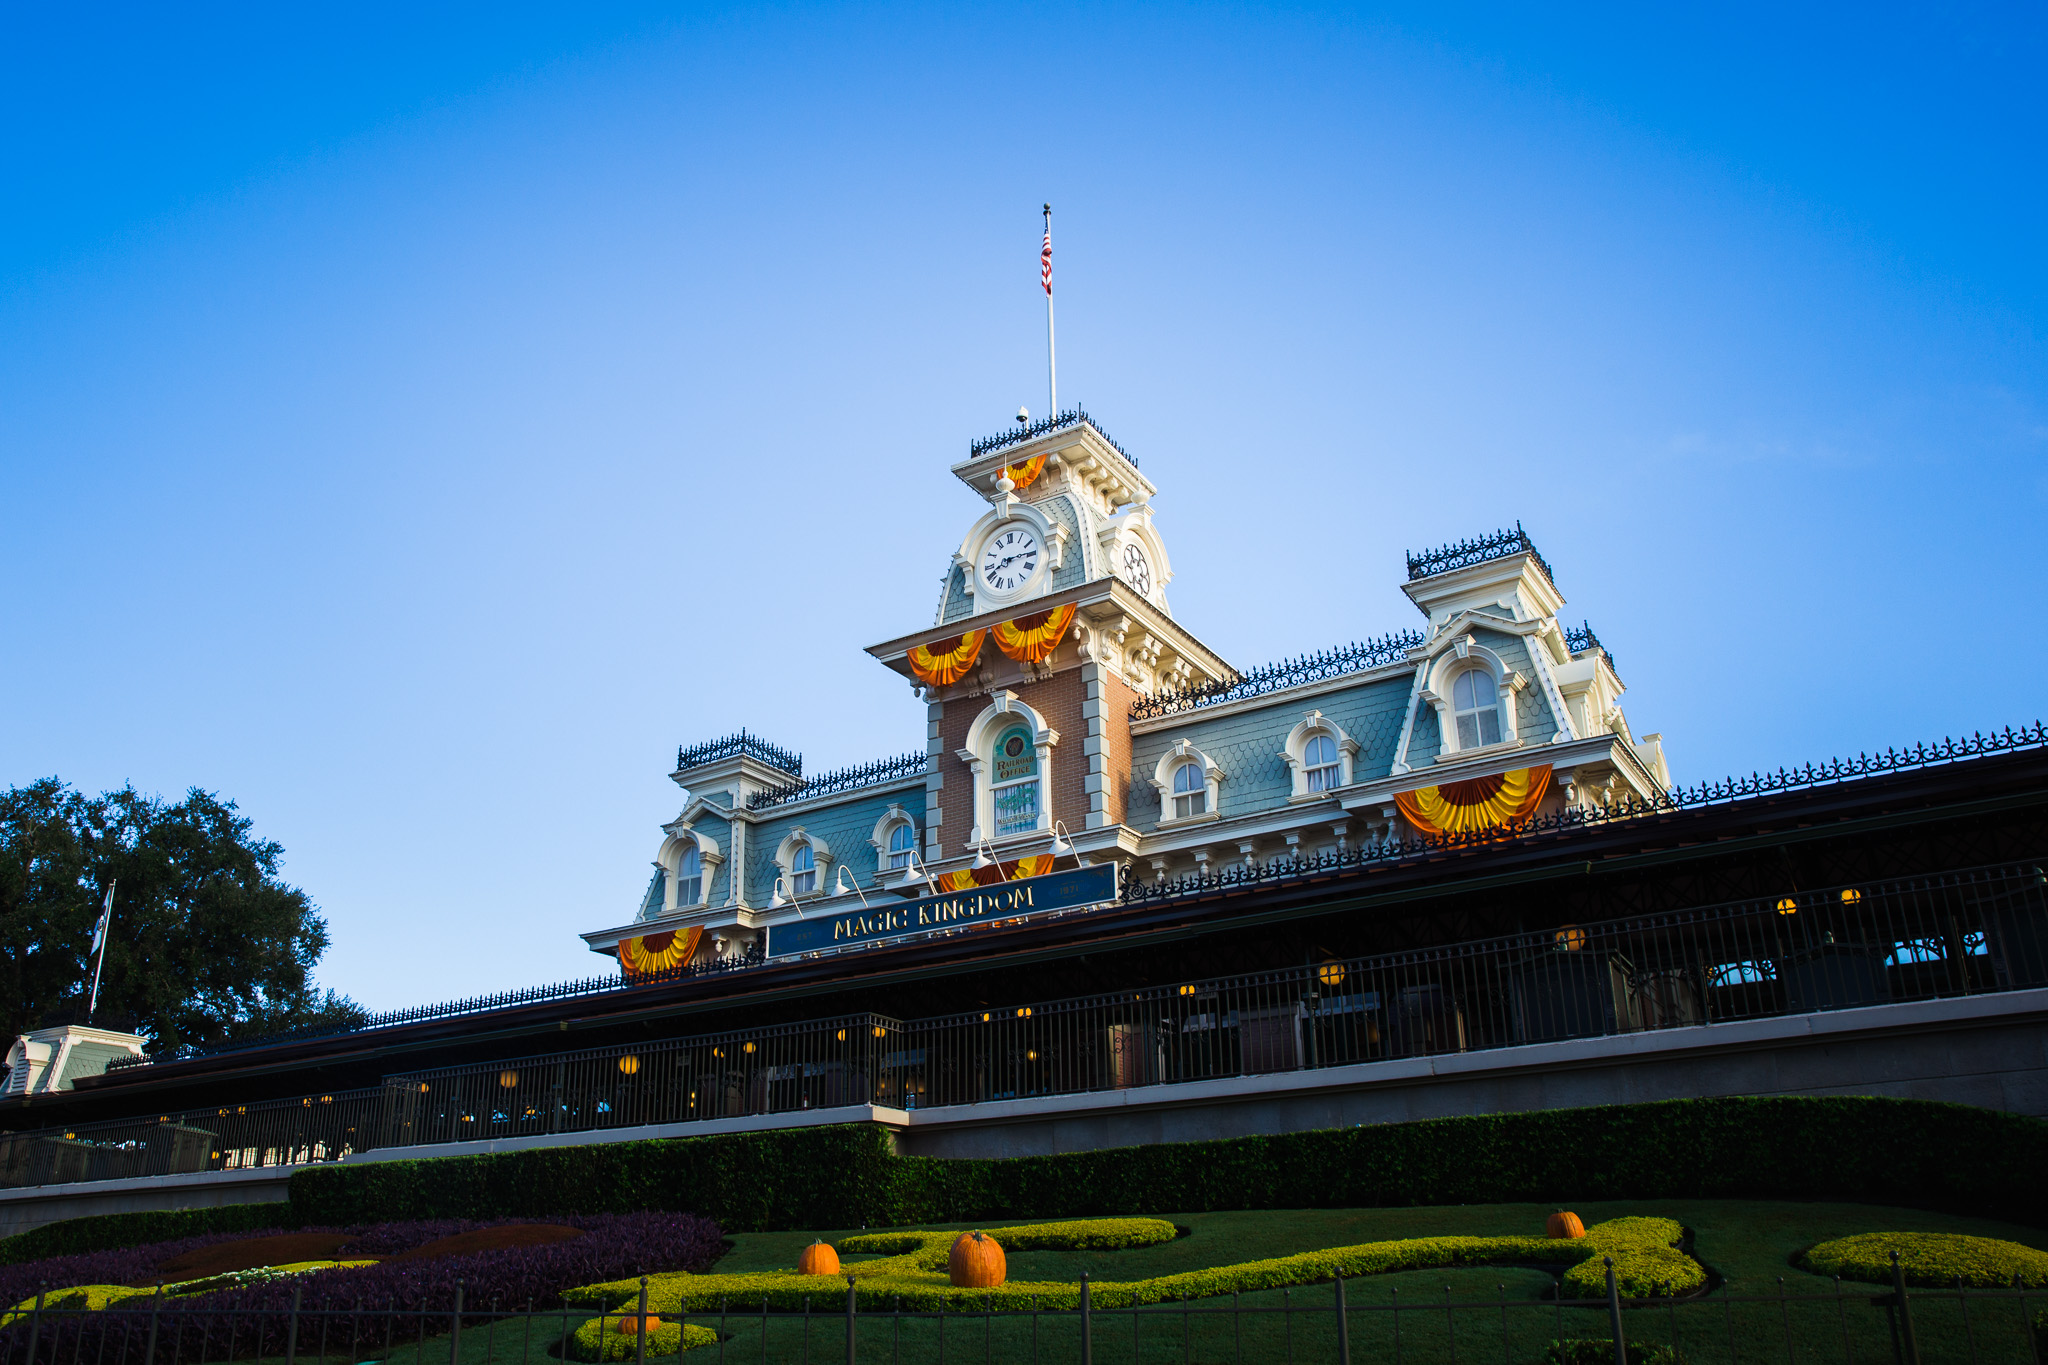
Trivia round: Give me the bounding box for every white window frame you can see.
[957,691,1060,845]
[1419,641,1526,759]
[1280,710,1359,801]
[655,827,723,915]
[772,828,835,901]
[868,804,920,877]
[1150,739,1223,827]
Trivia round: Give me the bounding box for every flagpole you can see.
[88,881,115,1022]
[1043,203,1057,418]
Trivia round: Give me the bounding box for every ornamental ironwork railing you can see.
[1562,619,1618,680]
[0,1087,382,1190]
[969,407,1136,466]
[14,861,2047,1197]
[748,752,929,810]
[86,720,2048,1070]
[154,947,769,1064]
[675,728,802,777]
[1121,722,2048,907]
[1129,630,1427,722]
[1406,522,1555,587]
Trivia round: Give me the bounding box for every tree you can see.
[0,778,363,1052]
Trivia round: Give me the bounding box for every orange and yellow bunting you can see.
[619,925,703,977]
[1394,765,1553,838]
[922,854,1060,895]
[992,603,1077,664]
[907,630,987,686]
[1000,454,1048,493]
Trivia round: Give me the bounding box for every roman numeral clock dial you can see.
[979,525,1041,596]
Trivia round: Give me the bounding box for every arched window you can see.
[790,843,816,895]
[1452,668,1503,749]
[1303,734,1341,792]
[1172,761,1207,819]
[990,724,1041,836]
[887,822,916,870]
[675,845,703,904]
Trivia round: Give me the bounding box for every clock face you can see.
[1121,542,1152,596]
[979,525,1042,596]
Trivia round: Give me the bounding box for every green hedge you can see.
[289,1123,893,1231]
[0,1202,292,1265]
[286,1096,2048,1232]
[1799,1231,2048,1288]
[14,1095,2045,1259]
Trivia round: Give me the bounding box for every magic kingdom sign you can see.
[766,864,1118,958]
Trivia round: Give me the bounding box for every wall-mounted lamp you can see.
[833,864,872,908]
[1048,821,1088,868]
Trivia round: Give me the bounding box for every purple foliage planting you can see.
[0,1212,724,1364]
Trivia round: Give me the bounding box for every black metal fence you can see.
[376,1015,898,1150]
[0,1090,381,1191]
[94,723,2048,1070]
[11,862,2042,1188]
[888,861,2048,1110]
[0,1261,2038,1364]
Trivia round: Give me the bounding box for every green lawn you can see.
[285,1201,2048,1364]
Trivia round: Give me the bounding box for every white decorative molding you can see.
[1280,710,1359,800]
[771,827,834,901]
[1151,738,1224,826]
[961,694,1060,843]
[655,825,724,914]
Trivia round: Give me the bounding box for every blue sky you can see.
[4,4,2043,1011]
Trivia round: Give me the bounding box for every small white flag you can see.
[91,882,116,953]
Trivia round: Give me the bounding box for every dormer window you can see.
[990,723,1042,836]
[675,846,702,904]
[1303,735,1341,792]
[1152,740,1223,826]
[790,844,817,894]
[1452,669,1503,749]
[887,822,916,870]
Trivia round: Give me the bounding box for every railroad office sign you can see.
[767,864,1118,958]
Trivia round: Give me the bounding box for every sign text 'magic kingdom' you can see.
[766,864,1117,957]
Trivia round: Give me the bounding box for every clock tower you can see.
[866,411,1235,872]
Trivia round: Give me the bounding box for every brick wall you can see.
[934,664,1092,847]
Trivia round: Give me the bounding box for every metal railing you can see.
[748,753,928,811]
[968,407,1136,466]
[0,1262,2037,1363]
[375,1014,900,1150]
[891,862,2047,1110]
[1130,630,1426,722]
[1406,522,1556,587]
[12,862,2043,1190]
[0,1089,380,1190]
[1123,721,2048,905]
[1561,619,1615,676]
[675,729,802,777]
[76,721,2048,1074]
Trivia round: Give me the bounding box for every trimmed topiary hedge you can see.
[286,1095,2048,1232]
[567,1214,1702,1312]
[290,1123,893,1230]
[1799,1231,2048,1288]
[0,1203,291,1266]
[15,1095,2045,1259]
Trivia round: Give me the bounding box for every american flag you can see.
[1040,230,1052,295]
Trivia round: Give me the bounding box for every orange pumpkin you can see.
[1547,1211,1586,1240]
[608,1316,662,1335]
[797,1240,841,1275]
[949,1230,1007,1287]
